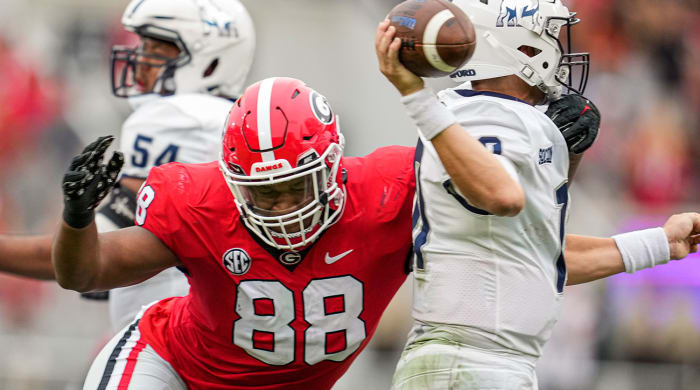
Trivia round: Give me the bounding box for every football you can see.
[387,0,476,77]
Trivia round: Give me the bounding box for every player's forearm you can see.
[52,221,102,292]
[565,234,625,285]
[431,125,525,216]
[0,235,56,280]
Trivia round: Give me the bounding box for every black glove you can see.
[545,95,601,154]
[62,136,124,229]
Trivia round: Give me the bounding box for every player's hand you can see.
[62,136,124,229]
[375,19,424,96]
[545,95,601,154]
[664,212,700,260]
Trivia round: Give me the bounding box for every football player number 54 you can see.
[234,277,367,365]
[132,134,180,168]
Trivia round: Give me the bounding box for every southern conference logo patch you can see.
[222,248,252,275]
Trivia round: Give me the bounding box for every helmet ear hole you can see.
[203,58,219,78]
[517,45,542,57]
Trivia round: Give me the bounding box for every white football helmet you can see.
[450,0,589,100]
[111,0,255,99]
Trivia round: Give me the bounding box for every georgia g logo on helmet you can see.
[309,91,334,125]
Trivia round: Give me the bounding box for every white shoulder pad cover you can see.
[120,94,233,178]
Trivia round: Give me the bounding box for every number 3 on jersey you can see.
[234,276,366,365]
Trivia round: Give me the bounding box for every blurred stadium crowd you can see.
[0,0,697,389]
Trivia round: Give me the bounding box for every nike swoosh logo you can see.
[325,249,354,265]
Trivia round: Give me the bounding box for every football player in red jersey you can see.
[51,77,698,390]
[58,77,416,389]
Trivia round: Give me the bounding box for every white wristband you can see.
[612,227,670,273]
[399,87,457,140]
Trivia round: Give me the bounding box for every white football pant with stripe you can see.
[83,306,186,390]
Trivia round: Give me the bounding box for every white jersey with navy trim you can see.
[411,88,570,358]
[120,93,233,179]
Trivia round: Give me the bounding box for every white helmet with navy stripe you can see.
[112,0,255,99]
[449,0,589,100]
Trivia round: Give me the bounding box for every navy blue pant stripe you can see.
[97,319,141,390]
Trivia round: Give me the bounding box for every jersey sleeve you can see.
[134,164,188,253]
[351,145,415,270]
[365,146,416,223]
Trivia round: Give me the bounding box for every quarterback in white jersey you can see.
[90,0,255,331]
[411,88,569,358]
[380,0,590,387]
[376,0,698,388]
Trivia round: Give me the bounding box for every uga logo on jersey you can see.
[279,251,302,265]
[222,248,252,275]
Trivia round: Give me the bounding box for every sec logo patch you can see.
[222,248,252,275]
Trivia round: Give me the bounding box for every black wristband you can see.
[62,208,95,229]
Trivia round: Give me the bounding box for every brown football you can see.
[387,0,476,77]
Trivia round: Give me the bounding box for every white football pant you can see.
[392,342,538,390]
[83,305,186,390]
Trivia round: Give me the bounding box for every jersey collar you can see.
[453,89,532,106]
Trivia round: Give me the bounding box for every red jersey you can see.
[136,145,416,389]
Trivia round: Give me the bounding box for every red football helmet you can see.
[219,77,345,250]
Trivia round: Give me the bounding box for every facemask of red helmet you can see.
[219,77,345,250]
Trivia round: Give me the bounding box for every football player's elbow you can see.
[55,272,95,293]
[488,188,525,217]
